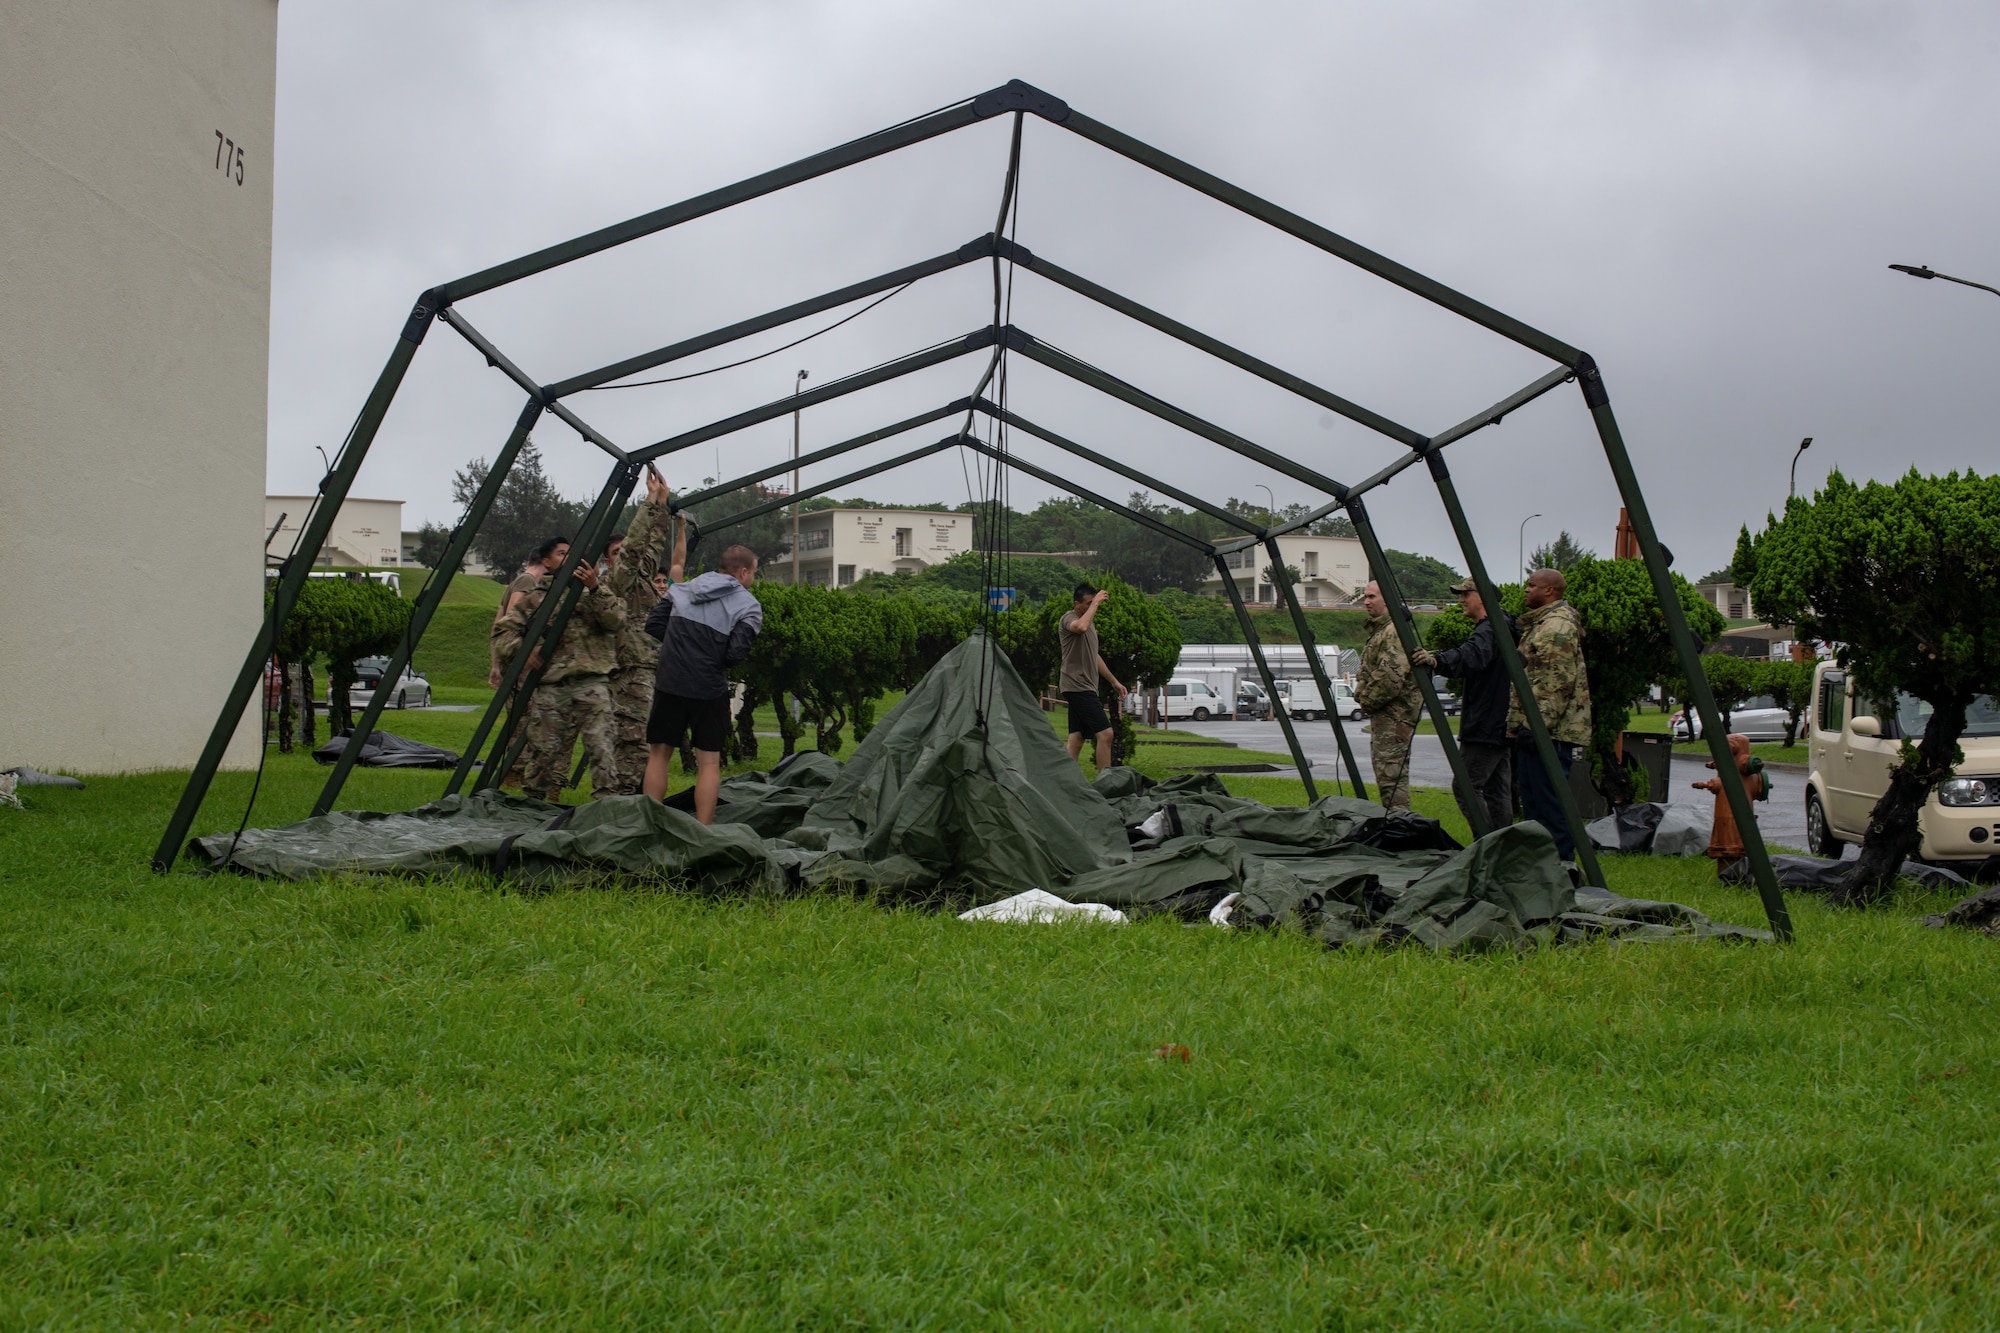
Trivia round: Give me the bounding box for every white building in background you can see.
[265,496,406,568]
[767,508,971,587]
[1,0,278,773]
[1695,580,1756,622]
[1206,534,1366,606]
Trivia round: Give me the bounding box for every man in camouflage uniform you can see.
[491,548,626,803]
[600,468,683,794]
[1508,567,1592,859]
[1354,579,1422,812]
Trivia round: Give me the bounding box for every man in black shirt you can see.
[1413,577,1518,836]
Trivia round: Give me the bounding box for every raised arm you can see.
[1066,588,1110,634]
[610,468,672,594]
[668,512,688,584]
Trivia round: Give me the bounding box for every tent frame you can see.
[151,79,1789,942]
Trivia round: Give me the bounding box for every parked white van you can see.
[1158,677,1232,721]
[1803,660,2000,864]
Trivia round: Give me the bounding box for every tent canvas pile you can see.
[194,636,1768,951]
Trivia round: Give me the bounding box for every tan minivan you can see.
[1804,660,2000,864]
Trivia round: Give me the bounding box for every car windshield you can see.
[1897,693,2000,739]
[1738,695,1775,711]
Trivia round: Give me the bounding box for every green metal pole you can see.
[979,405,1262,534]
[475,466,640,794]
[696,439,961,533]
[1015,338,1353,500]
[447,464,632,796]
[1574,356,1791,939]
[1343,497,1488,836]
[1214,555,1317,799]
[629,332,987,465]
[547,241,995,398]
[1016,252,1426,447]
[1263,539,1368,799]
[314,398,544,816]
[152,291,442,871]
[1415,455,1595,874]
[669,407,962,511]
[957,441,1220,550]
[1052,109,1582,365]
[442,101,990,302]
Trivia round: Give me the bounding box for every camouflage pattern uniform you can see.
[492,574,625,801]
[1355,611,1422,812]
[603,501,672,794]
[1506,599,1591,745]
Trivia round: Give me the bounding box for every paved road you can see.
[1165,717,1817,853]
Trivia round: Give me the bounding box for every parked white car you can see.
[346,657,432,710]
[1672,694,1793,743]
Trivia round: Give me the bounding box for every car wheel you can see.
[1806,790,1842,859]
[395,690,406,710]
[1349,709,1363,721]
[1193,706,1210,721]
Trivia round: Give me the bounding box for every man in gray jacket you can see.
[641,543,763,822]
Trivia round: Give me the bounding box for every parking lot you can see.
[1168,717,1817,853]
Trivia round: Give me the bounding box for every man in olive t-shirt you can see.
[1057,582,1128,771]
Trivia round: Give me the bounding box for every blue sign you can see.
[987,587,1017,612]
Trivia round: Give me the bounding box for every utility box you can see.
[1564,730,1675,821]
[1621,731,1674,805]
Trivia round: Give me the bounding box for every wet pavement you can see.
[1164,717,1817,853]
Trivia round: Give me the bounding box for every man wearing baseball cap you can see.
[1413,577,1518,835]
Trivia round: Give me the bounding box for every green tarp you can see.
[192,634,1768,950]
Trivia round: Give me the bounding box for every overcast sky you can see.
[266,0,2000,580]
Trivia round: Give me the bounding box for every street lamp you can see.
[1518,512,1541,582]
[1889,263,2000,299]
[1788,436,1813,500]
[791,369,807,585]
[1255,485,1277,603]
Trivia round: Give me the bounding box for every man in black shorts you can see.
[642,543,764,822]
[1058,583,1128,771]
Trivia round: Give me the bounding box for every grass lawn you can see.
[2,714,1994,1326]
[1623,710,1810,768]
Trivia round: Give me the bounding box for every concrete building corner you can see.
[0,0,280,773]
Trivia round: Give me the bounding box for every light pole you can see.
[1254,484,1277,603]
[791,369,807,585]
[1788,436,1813,500]
[1890,263,2000,299]
[1518,512,1541,582]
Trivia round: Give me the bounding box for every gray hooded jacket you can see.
[645,571,764,700]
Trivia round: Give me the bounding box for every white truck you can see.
[1268,677,1360,721]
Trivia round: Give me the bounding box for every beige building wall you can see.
[1209,534,1365,605]
[267,496,405,568]
[0,0,279,772]
[771,508,971,586]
